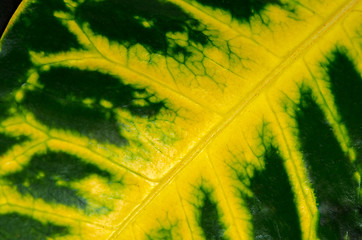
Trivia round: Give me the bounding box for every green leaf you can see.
[0,0,361,239]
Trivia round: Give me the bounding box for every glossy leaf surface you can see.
[0,0,361,239]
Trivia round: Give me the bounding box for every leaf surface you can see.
[0,0,361,239]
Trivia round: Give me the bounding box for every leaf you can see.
[0,0,361,239]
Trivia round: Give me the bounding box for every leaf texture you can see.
[0,0,361,239]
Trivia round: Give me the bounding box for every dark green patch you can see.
[0,133,27,155]
[237,136,302,239]
[0,0,81,117]
[75,0,209,57]
[196,186,227,240]
[21,67,167,145]
[192,0,283,22]
[295,88,361,240]
[22,89,127,145]
[323,50,362,168]
[0,43,29,98]
[0,35,30,119]
[0,213,68,240]
[4,151,111,209]
[5,0,80,53]
[37,67,166,117]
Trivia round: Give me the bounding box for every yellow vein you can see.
[266,97,316,238]
[206,150,243,240]
[266,97,314,214]
[304,59,353,157]
[175,181,195,240]
[4,202,111,228]
[48,137,158,183]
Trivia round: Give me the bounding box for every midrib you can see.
[109,0,359,238]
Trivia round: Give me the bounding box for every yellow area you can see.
[100,99,113,108]
[0,0,361,239]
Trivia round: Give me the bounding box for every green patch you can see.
[4,151,111,210]
[236,131,302,239]
[323,49,362,167]
[0,32,29,98]
[145,221,179,240]
[21,67,167,145]
[7,0,80,53]
[36,67,166,118]
[75,0,209,57]
[0,0,81,118]
[196,186,227,240]
[191,0,284,22]
[0,213,68,240]
[0,133,27,155]
[295,88,362,240]
[22,90,127,145]
[0,38,30,119]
